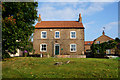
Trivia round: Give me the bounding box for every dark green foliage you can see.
[115,37,120,43]
[2,51,10,59]
[91,38,119,57]
[2,2,38,58]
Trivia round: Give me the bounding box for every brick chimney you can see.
[38,14,41,23]
[78,13,82,23]
[102,27,105,35]
[102,30,105,35]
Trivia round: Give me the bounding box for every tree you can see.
[2,2,38,58]
[91,43,96,57]
[91,40,118,57]
[115,37,120,43]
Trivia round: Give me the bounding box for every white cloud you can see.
[38,2,111,20]
[84,21,95,29]
[38,5,77,20]
[81,3,104,16]
[36,0,119,2]
[102,21,118,31]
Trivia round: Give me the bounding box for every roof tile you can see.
[35,21,84,28]
[85,41,94,45]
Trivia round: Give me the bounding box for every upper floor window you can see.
[55,31,60,39]
[41,31,47,39]
[70,44,77,52]
[70,31,76,39]
[40,44,47,52]
[97,41,100,44]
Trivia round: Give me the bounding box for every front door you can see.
[55,44,60,55]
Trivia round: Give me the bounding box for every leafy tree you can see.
[91,39,118,57]
[91,43,97,57]
[115,37,120,43]
[115,38,120,56]
[2,2,38,58]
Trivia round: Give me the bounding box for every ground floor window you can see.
[97,50,100,54]
[106,49,111,54]
[40,44,47,52]
[70,44,76,52]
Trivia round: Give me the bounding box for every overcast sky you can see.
[34,2,118,41]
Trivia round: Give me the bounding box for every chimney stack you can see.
[38,14,41,23]
[102,30,105,35]
[78,13,82,23]
[102,27,105,35]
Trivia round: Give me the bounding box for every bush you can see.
[2,52,10,59]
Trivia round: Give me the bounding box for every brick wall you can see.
[94,34,113,44]
[33,28,84,56]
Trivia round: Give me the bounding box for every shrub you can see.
[2,52,10,59]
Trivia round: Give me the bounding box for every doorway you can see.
[54,44,60,55]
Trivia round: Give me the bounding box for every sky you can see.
[34,2,118,41]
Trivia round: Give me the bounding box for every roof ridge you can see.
[35,21,84,28]
[39,21,79,22]
[95,34,113,40]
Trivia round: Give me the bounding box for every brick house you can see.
[33,14,86,58]
[84,41,93,53]
[85,31,114,54]
[94,31,113,44]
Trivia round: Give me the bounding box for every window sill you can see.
[70,51,77,52]
[70,38,76,39]
[40,51,47,52]
[54,38,60,39]
[41,38,47,39]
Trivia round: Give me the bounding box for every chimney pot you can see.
[102,30,105,35]
[38,14,41,23]
[79,13,82,23]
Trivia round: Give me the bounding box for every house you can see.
[85,31,115,55]
[93,31,113,44]
[84,41,93,53]
[33,13,86,58]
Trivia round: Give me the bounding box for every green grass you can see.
[2,57,119,78]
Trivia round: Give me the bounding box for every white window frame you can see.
[106,49,111,54]
[97,41,100,44]
[41,31,47,39]
[70,44,77,52]
[70,31,76,39]
[40,43,47,52]
[55,31,60,39]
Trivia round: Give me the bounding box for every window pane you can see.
[97,41,100,44]
[71,48,73,51]
[41,44,47,51]
[70,44,76,52]
[71,32,76,38]
[42,32,47,38]
[55,32,59,38]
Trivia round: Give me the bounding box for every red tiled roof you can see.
[85,41,94,45]
[95,34,114,41]
[35,21,84,28]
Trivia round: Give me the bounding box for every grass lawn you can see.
[2,57,119,78]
